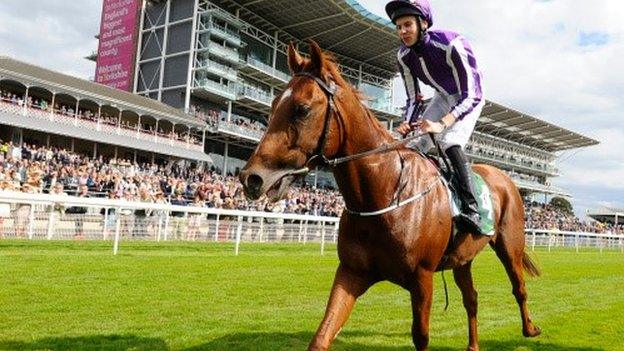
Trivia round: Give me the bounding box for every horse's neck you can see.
[331,104,414,212]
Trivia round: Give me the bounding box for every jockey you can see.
[386,0,485,234]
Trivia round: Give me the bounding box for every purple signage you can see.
[95,0,140,92]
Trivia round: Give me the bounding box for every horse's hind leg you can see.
[491,234,541,337]
[308,263,374,351]
[453,262,480,351]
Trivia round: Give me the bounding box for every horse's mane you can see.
[300,51,393,140]
[301,52,365,101]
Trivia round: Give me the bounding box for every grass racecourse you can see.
[1,241,623,351]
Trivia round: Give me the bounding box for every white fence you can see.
[0,191,339,255]
[1,191,622,255]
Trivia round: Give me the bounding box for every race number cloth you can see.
[446,172,495,236]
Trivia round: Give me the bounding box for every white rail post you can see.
[27,203,35,240]
[575,233,579,253]
[531,230,536,252]
[333,221,339,242]
[258,217,264,242]
[235,215,243,255]
[298,220,303,242]
[163,212,170,241]
[113,207,122,255]
[214,214,220,242]
[102,208,109,240]
[548,233,553,252]
[46,209,55,240]
[320,221,326,255]
[156,215,162,242]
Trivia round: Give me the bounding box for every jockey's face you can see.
[396,15,419,46]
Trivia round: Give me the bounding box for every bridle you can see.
[283,71,441,217]
[290,71,429,174]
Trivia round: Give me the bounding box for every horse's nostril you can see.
[247,174,264,192]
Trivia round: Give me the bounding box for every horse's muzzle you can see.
[239,170,264,200]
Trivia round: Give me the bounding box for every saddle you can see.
[421,152,495,237]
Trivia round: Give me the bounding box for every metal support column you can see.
[117,110,122,134]
[184,0,200,112]
[136,115,142,138]
[49,93,56,120]
[357,64,363,88]
[222,142,229,176]
[227,101,232,122]
[154,119,159,142]
[97,105,102,130]
[272,31,278,69]
[74,99,80,126]
[133,0,147,94]
[157,0,172,102]
[22,86,30,115]
[201,127,206,151]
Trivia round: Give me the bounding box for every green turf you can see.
[1,241,623,350]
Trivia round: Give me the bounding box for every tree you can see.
[550,196,573,215]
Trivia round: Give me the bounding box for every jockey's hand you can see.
[396,122,413,137]
[414,119,445,134]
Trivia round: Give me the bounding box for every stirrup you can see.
[456,212,483,235]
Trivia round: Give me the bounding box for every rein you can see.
[292,72,429,171]
[290,72,441,216]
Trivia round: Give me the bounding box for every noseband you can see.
[293,71,339,170]
[290,72,428,173]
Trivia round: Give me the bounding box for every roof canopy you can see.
[0,56,203,128]
[476,101,598,152]
[217,0,399,80]
[587,207,624,225]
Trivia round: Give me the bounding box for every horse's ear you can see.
[287,42,303,74]
[308,40,324,76]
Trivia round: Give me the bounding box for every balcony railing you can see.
[207,43,241,63]
[205,22,241,46]
[236,84,273,106]
[368,100,401,116]
[0,99,203,152]
[466,145,559,176]
[196,78,237,100]
[246,57,290,83]
[197,59,237,81]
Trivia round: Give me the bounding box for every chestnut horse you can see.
[239,41,541,351]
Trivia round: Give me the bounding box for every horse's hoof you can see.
[523,325,541,337]
[465,346,479,351]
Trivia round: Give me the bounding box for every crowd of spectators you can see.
[1,139,622,232]
[0,140,343,217]
[525,202,623,234]
[465,143,552,173]
[190,105,267,135]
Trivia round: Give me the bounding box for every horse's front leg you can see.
[308,263,374,351]
[410,268,434,351]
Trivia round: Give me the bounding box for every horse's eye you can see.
[295,104,311,117]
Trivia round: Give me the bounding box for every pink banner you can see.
[95,0,140,92]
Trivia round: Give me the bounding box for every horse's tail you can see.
[522,252,541,277]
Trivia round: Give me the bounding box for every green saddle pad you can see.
[447,172,495,236]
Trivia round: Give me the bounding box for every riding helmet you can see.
[385,0,433,26]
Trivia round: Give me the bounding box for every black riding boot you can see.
[445,145,482,235]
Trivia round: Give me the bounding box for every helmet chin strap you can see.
[409,16,428,50]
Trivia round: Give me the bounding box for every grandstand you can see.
[0,0,600,224]
[88,0,596,197]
